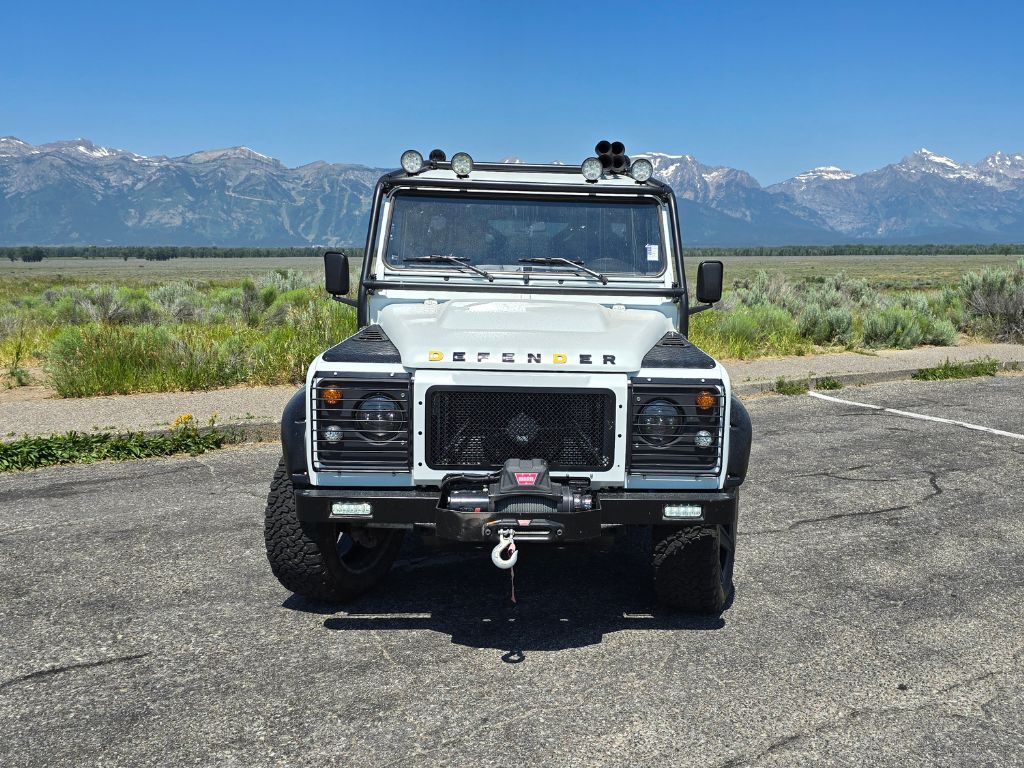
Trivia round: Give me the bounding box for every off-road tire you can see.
[652,524,735,614]
[264,458,404,602]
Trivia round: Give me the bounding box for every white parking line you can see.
[808,391,1024,441]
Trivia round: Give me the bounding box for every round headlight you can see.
[581,156,603,181]
[694,429,714,449]
[323,424,344,443]
[354,394,405,443]
[451,152,473,177]
[637,399,683,446]
[400,149,424,174]
[630,158,654,182]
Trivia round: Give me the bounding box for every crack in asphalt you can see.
[715,651,1024,767]
[743,467,947,534]
[0,652,150,693]
[792,465,881,482]
[922,469,944,499]
[192,456,218,479]
[788,504,912,530]
[0,464,196,504]
[744,504,911,535]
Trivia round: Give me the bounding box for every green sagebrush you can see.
[0,416,234,472]
[774,377,809,396]
[814,376,843,390]
[912,358,1000,381]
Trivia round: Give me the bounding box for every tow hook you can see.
[490,529,518,569]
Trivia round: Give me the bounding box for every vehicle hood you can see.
[377,300,673,372]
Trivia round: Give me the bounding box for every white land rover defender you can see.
[264,142,753,614]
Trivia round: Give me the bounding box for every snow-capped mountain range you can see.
[634,149,1024,243]
[2,137,1023,246]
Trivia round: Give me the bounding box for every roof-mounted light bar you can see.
[581,156,603,182]
[451,152,473,178]
[400,149,424,175]
[630,158,654,182]
[400,148,474,177]
[583,140,655,183]
[400,142,655,183]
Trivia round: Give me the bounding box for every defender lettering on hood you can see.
[428,351,616,365]
[378,299,671,372]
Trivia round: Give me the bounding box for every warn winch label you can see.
[427,351,616,365]
[514,472,539,485]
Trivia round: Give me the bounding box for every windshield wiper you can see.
[517,257,609,285]
[404,255,494,282]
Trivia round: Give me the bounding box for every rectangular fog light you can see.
[331,502,372,517]
[664,504,702,520]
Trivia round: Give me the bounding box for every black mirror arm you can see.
[689,302,717,315]
[330,294,358,308]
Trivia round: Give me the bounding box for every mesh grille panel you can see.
[428,389,615,471]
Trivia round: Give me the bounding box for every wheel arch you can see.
[281,387,309,486]
[724,395,752,488]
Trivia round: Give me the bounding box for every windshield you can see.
[384,193,666,277]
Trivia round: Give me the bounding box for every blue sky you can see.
[3,0,1022,184]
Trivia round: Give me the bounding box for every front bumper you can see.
[295,486,738,543]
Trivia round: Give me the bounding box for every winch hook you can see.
[491,529,518,570]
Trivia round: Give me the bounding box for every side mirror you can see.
[696,260,723,305]
[324,251,350,297]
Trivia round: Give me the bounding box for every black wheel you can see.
[264,458,404,602]
[652,524,735,614]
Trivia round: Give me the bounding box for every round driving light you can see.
[506,412,539,446]
[695,390,716,411]
[323,424,344,443]
[581,156,603,181]
[322,387,343,406]
[451,152,473,177]
[630,158,654,182]
[694,429,714,449]
[637,399,683,446]
[355,394,405,443]
[400,149,424,174]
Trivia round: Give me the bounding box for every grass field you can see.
[4,252,1021,289]
[1,254,1022,397]
[685,252,1023,291]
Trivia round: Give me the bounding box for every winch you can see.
[443,459,593,517]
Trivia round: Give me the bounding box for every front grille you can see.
[427,388,615,471]
[628,381,725,475]
[311,376,412,473]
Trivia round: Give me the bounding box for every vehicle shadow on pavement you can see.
[287,537,725,660]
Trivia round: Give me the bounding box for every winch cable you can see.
[490,529,519,603]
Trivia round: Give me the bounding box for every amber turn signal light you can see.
[695,390,716,411]
[322,387,343,406]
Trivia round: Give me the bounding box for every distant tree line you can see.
[684,244,1023,258]
[3,243,1020,263]
[1,245,364,262]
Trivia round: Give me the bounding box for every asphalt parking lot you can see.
[2,376,1023,767]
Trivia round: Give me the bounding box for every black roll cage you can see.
[356,164,692,333]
